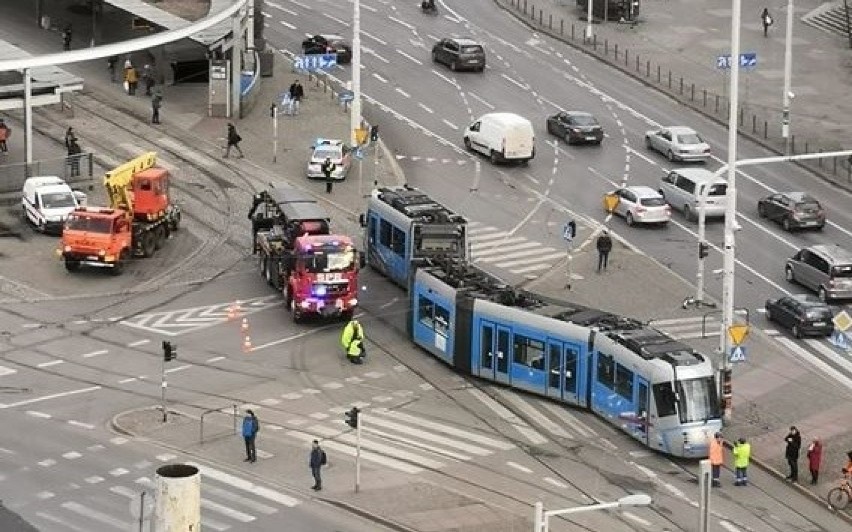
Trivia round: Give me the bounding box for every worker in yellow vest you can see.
[733,437,751,486]
[341,318,365,364]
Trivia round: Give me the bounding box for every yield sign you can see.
[603,193,619,213]
[727,324,749,346]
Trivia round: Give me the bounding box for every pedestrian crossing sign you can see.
[728,346,747,363]
[829,330,850,351]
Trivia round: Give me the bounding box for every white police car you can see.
[21,176,87,234]
[307,138,352,180]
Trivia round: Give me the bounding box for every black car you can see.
[302,34,352,64]
[757,191,825,231]
[546,111,604,145]
[431,38,485,72]
[765,294,833,338]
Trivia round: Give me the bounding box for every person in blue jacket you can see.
[242,410,260,463]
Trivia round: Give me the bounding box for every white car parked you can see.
[607,186,671,226]
[645,126,710,162]
[21,176,87,234]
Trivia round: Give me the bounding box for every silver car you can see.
[607,186,671,226]
[645,126,711,162]
[307,138,352,180]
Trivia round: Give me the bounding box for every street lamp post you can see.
[533,494,652,532]
[781,0,794,154]
[350,0,362,147]
[586,0,594,39]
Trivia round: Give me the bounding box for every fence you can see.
[0,153,96,194]
[199,404,238,444]
[502,0,852,184]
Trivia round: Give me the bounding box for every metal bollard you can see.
[549,13,552,29]
[679,77,683,95]
[593,34,597,50]
[571,23,575,40]
[668,70,672,88]
[605,40,609,55]
[752,114,756,133]
[636,55,640,72]
[691,83,695,101]
[791,135,796,153]
[560,19,564,35]
[646,60,650,77]
[703,89,707,107]
[715,94,719,112]
[764,120,768,139]
[625,49,629,66]
[531,4,535,20]
[523,0,527,14]
[657,65,661,82]
[818,149,824,167]
[614,43,618,59]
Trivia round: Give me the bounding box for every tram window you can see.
[391,226,406,256]
[596,353,615,389]
[565,348,578,393]
[615,364,633,400]
[434,304,450,337]
[379,220,393,247]
[653,383,678,417]
[418,296,435,328]
[481,326,494,370]
[513,335,544,370]
[496,329,509,372]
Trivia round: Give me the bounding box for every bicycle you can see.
[827,476,851,510]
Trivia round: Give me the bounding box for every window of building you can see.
[615,364,634,400]
[597,353,614,389]
[513,334,545,370]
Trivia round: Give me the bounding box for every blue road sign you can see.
[338,90,354,103]
[728,345,747,363]
[716,52,757,70]
[353,147,364,160]
[294,53,338,72]
[562,220,576,242]
[829,330,850,350]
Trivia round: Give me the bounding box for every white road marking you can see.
[506,461,533,474]
[27,411,51,419]
[500,73,528,90]
[110,436,128,445]
[36,491,54,499]
[68,420,95,430]
[467,388,546,445]
[37,360,63,368]
[109,467,129,476]
[108,485,136,498]
[804,339,852,377]
[396,49,423,65]
[395,87,411,98]
[360,30,386,45]
[156,453,177,462]
[201,498,256,522]
[498,391,572,438]
[417,102,434,114]
[322,13,349,27]
[81,349,108,358]
[537,402,598,438]
[37,459,56,467]
[85,476,105,484]
[187,463,300,506]
[203,484,278,515]
[626,146,658,166]
[623,511,652,526]
[0,385,101,409]
[380,406,515,450]
[544,477,568,488]
[467,92,494,109]
[118,377,137,384]
[36,511,89,532]
[322,382,343,389]
[388,15,414,30]
[62,451,82,460]
[279,20,296,30]
[127,339,149,347]
[368,411,492,456]
[776,337,852,389]
[363,46,390,63]
[288,430,423,473]
[431,69,458,87]
[719,521,743,532]
[206,356,226,363]
[363,425,471,461]
[61,501,127,529]
[371,72,387,83]
[442,119,459,130]
[164,364,191,374]
[310,423,446,469]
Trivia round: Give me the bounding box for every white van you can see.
[21,176,87,234]
[463,112,535,164]
[658,168,727,222]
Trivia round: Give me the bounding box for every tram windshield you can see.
[675,377,720,423]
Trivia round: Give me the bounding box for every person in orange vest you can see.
[709,432,725,487]
[0,118,11,153]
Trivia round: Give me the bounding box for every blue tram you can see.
[409,260,722,458]
[359,186,468,287]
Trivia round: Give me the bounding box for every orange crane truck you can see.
[58,152,181,275]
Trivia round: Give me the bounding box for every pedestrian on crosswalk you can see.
[596,230,612,272]
[242,410,260,463]
[733,437,751,486]
[309,440,327,490]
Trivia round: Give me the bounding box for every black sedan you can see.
[765,294,834,338]
[757,191,825,231]
[546,111,603,145]
[301,34,352,64]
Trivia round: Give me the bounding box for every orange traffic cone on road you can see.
[241,318,249,334]
[227,303,237,321]
[243,335,253,353]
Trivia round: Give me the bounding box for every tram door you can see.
[635,378,650,445]
[477,322,510,383]
[546,342,580,405]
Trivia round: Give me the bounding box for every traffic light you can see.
[345,407,360,428]
[162,340,176,362]
[369,125,379,142]
[698,241,709,259]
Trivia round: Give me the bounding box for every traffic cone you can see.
[243,335,253,353]
[241,318,249,334]
[227,303,237,321]
[234,300,243,316]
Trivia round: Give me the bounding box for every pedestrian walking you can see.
[66,138,82,177]
[142,64,155,96]
[62,26,72,51]
[288,80,304,115]
[321,157,337,194]
[785,426,802,483]
[224,123,244,158]
[309,440,327,490]
[241,410,260,463]
[843,450,852,477]
[123,62,138,95]
[151,91,162,124]
[733,437,751,486]
[64,127,76,150]
[596,230,613,272]
[107,55,118,82]
[709,432,725,487]
[0,118,11,153]
[341,317,365,364]
[806,437,823,485]
[761,8,773,37]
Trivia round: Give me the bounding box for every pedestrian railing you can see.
[0,152,95,194]
[199,404,238,444]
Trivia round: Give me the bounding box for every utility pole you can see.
[781,0,794,154]
[586,0,594,40]
[720,0,744,425]
[350,0,362,147]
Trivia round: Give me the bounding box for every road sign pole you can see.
[781,0,794,154]
[372,141,379,193]
[271,103,278,163]
[586,0,594,39]
[160,351,167,423]
[350,0,362,147]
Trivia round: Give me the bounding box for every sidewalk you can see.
[494,0,852,189]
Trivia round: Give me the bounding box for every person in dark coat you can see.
[806,437,823,485]
[62,26,72,51]
[0,118,11,153]
[64,127,76,150]
[761,8,773,37]
[321,157,336,194]
[151,91,162,124]
[67,138,82,177]
[784,426,802,482]
[596,230,613,272]
[242,410,260,463]
[309,440,327,490]
[225,123,244,158]
[288,80,304,115]
[107,55,118,82]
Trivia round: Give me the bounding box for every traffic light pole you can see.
[160,350,167,423]
[355,415,362,493]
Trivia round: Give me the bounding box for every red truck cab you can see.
[288,234,360,322]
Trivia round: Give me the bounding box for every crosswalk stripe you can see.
[494,251,565,268]
[187,463,300,507]
[378,407,515,450]
[477,247,555,264]
[467,227,505,236]
[363,425,471,460]
[108,485,137,499]
[201,498,256,523]
[775,337,852,390]
[35,511,90,532]
[509,263,557,274]
[472,242,543,258]
[308,424,446,469]
[470,236,530,250]
[498,391,572,439]
[368,412,492,456]
[203,484,278,515]
[805,339,852,375]
[60,501,126,530]
[537,401,598,438]
[670,331,716,340]
[651,316,716,326]
[201,516,232,531]
[654,322,718,333]
[467,388,547,445]
[287,430,424,474]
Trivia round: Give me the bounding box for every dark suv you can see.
[431,38,485,72]
[757,191,825,231]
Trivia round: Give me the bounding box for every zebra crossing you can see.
[648,315,721,341]
[467,221,567,275]
[20,456,298,532]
